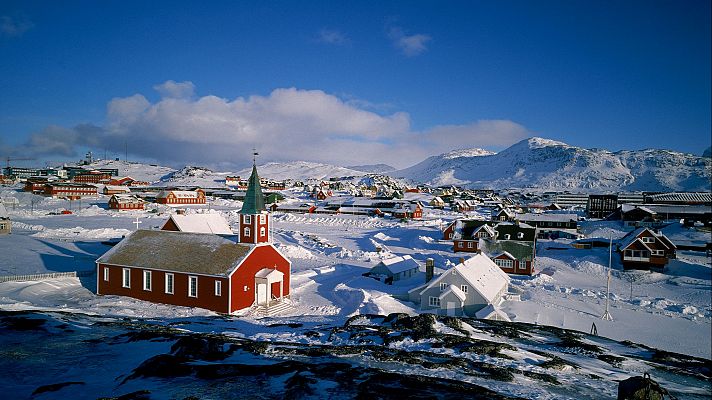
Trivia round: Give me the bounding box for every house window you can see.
[641,237,654,243]
[624,249,633,257]
[448,233,453,239]
[165,273,174,294]
[215,280,222,296]
[517,232,524,239]
[653,250,665,256]
[244,227,251,237]
[467,241,474,249]
[259,214,266,224]
[429,296,441,307]
[260,227,266,237]
[458,242,464,248]
[461,285,468,294]
[122,268,130,288]
[519,260,527,270]
[440,282,448,291]
[494,259,514,269]
[504,234,511,240]
[143,270,151,291]
[103,267,109,282]
[244,215,252,224]
[188,276,198,298]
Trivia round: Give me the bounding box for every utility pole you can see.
[601,232,613,321]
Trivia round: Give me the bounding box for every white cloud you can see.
[97,85,528,168]
[317,29,348,45]
[388,27,431,57]
[13,84,529,168]
[153,80,195,99]
[0,15,33,38]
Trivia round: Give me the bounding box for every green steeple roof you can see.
[240,163,266,214]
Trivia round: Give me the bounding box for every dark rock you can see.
[618,373,668,400]
[0,316,46,331]
[170,335,233,361]
[598,354,626,368]
[126,354,192,381]
[355,371,516,399]
[31,381,85,395]
[98,389,152,400]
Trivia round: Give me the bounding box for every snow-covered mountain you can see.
[392,137,711,192]
[347,163,396,173]
[233,161,367,182]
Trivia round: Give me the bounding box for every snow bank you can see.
[31,226,131,240]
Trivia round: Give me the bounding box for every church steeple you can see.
[239,152,269,244]
[240,162,265,215]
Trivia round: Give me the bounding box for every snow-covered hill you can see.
[75,160,176,184]
[233,161,367,182]
[347,163,396,173]
[392,137,712,192]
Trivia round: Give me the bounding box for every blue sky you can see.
[0,0,710,168]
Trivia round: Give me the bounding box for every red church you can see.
[96,162,291,315]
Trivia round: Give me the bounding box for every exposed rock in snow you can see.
[392,137,711,192]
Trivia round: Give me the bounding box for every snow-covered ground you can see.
[0,187,710,365]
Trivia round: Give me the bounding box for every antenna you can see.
[252,148,259,165]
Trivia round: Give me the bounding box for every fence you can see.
[0,269,95,283]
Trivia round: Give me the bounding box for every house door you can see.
[446,302,456,316]
[256,283,267,305]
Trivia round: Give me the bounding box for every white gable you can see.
[422,253,509,304]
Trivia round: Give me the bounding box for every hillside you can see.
[233,161,367,182]
[392,137,712,192]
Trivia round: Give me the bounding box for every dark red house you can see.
[617,227,676,271]
[156,189,206,205]
[97,163,291,314]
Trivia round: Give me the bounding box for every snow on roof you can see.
[646,192,711,204]
[491,251,515,260]
[167,213,233,235]
[376,254,420,274]
[475,304,511,321]
[255,268,284,283]
[111,194,143,204]
[439,284,466,302]
[0,203,8,219]
[97,230,251,276]
[104,185,131,192]
[422,253,509,303]
[157,190,203,199]
[618,227,649,250]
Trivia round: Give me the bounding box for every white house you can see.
[367,255,420,284]
[408,253,510,317]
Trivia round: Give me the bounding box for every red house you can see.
[44,182,98,199]
[108,194,144,210]
[156,189,206,205]
[617,227,676,271]
[73,171,111,184]
[97,163,291,314]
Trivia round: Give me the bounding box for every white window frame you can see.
[165,273,174,294]
[143,270,151,291]
[440,282,448,291]
[458,242,464,248]
[504,234,511,240]
[122,268,130,288]
[428,296,440,307]
[517,232,524,239]
[260,227,266,237]
[244,227,251,237]
[259,214,266,224]
[641,237,655,243]
[244,215,252,224]
[467,241,474,248]
[103,267,109,282]
[188,275,198,298]
[215,280,222,296]
[460,285,468,294]
[519,260,527,270]
[495,258,514,268]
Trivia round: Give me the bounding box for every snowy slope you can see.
[347,163,397,173]
[392,137,711,192]
[233,161,367,181]
[75,159,176,184]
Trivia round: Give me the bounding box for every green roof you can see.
[240,164,266,214]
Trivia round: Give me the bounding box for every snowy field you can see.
[1,186,710,367]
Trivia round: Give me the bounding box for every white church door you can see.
[256,283,267,305]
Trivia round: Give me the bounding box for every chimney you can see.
[425,258,434,283]
[176,209,186,215]
[459,257,465,265]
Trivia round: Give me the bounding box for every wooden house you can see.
[407,253,509,317]
[480,240,536,276]
[73,171,112,184]
[445,219,496,253]
[108,194,144,210]
[492,208,516,222]
[366,255,420,284]
[391,202,423,220]
[617,228,676,271]
[0,203,10,234]
[103,185,131,195]
[97,163,291,315]
[43,182,98,199]
[429,196,446,209]
[156,189,206,205]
